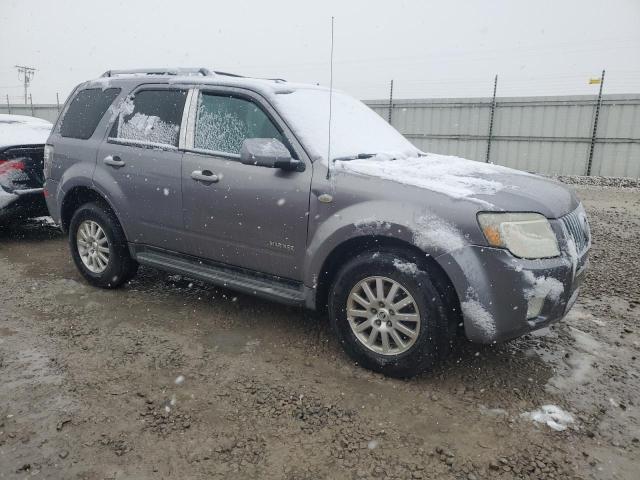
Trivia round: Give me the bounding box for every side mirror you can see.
[240,138,301,170]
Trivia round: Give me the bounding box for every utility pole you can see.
[15,65,36,105]
[586,69,605,176]
[485,74,498,163]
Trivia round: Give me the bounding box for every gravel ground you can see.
[0,184,638,480]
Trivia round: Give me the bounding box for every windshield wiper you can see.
[332,153,376,162]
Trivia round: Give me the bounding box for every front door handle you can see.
[103,155,125,168]
[191,170,219,183]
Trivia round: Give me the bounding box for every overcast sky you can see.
[1,0,639,104]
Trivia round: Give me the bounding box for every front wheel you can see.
[69,202,138,288]
[328,250,451,377]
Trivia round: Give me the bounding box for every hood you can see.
[0,114,53,150]
[335,152,578,218]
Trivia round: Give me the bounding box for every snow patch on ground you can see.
[412,212,466,252]
[544,311,607,395]
[521,405,574,431]
[461,288,496,338]
[392,259,419,275]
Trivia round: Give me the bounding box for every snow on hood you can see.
[0,114,52,149]
[272,86,575,215]
[336,152,527,206]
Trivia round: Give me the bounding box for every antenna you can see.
[326,16,335,180]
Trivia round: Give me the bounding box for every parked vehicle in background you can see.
[0,114,53,223]
[44,68,590,377]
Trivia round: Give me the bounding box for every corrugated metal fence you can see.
[366,94,640,178]
[2,94,639,177]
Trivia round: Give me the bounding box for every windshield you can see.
[273,87,420,163]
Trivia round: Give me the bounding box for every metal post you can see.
[29,93,35,116]
[387,79,394,124]
[56,92,61,112]
[485,74,498,163]
[5,94,10,114]
[586,69,605,176]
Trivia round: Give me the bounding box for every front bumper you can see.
[436,242,588,344]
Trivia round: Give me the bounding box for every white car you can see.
[0,114,53,223]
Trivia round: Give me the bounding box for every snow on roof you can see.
[0,114,52,149]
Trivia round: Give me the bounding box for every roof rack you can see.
[101,68,213,77]
[100,68,287,83]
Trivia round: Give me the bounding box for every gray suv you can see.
[44,68,590,377]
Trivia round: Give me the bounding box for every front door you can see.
[181,89,312,280]
[95,87,188,251]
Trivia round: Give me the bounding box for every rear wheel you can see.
[329,250,451,377]
[69,202,137,288]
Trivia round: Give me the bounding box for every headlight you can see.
[478,212,560,259]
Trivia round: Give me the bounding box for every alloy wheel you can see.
[77,220,110,273]
[346,276,421,355]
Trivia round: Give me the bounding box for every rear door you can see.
[94,86,188,251]
[181,87,312,280]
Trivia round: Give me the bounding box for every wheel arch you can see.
[314,235,462,330]
[60,186,120,235]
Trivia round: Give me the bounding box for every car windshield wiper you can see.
[332,153,376,162]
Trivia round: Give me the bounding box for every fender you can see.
[303,199,470,288]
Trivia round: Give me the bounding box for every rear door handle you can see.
[103,155,125,168]
[191,170,219,183]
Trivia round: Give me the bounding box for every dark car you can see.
[0,114,52,223]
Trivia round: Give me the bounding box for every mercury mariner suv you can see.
[44,68,590,377]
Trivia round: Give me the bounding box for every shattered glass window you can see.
[110,89,187,147]
[194,93,284,155]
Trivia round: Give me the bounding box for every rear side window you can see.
[194,93,285,155]
[110,89,187,147]
[59,88,121,139]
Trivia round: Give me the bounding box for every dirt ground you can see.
[1,184,639,480]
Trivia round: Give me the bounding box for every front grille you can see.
[561,206,590,254]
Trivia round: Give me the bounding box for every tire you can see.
[68,202,138,288]
[328,249,452,377]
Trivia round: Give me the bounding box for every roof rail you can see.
[100,68,287,83]
[101,68,213,78]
